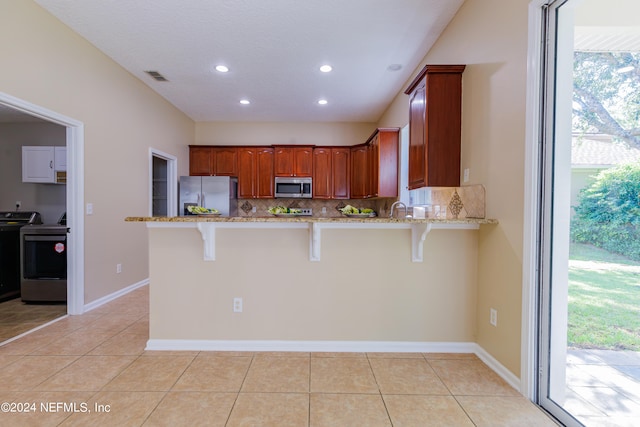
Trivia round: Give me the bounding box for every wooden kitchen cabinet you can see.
[404,64,465,189]
[371,128,399,198]
[188,146,238,176]
[274,146,313,177]
[350,128,399,199]
[312,147,350,199]
[212,147,238,176]
[189,147,212,175]
[350,145,369,199]
[237,147,274,198]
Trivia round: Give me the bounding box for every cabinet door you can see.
[369,134,380,197]
[54,147,66,171]
[213,147,238,176]
[189,147,213,176]
[237,148,256,198]
[22,146,55,183]
[293,147,313,176]
[405,65,464,188]
[350,145,369,199]
[312,148,332,199]
[273,147,293,176]
[408,79,427,189]
[425,71,462,187]
[376,129,399,198]
[332,148,350,199]
[256,147,274,198]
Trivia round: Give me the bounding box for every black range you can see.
[0,211,42,302]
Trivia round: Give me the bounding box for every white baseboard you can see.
[83,278,149,313]
[145,339,478,353]
[474,344,521,391]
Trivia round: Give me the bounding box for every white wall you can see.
[378,0,532,376]
[0,122,66,223]
[195,121,377,147]
[0,1,194,304]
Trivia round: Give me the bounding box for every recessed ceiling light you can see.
[215,65,229,73]
[318,99,328,105]
[320,65,333,73]
[387,64,402,72]
[240,99,250,105]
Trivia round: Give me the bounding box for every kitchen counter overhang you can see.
[126,216,497,262]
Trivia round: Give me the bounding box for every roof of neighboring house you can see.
[572,134,640,167]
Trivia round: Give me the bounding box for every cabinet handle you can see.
[50,160,53,169]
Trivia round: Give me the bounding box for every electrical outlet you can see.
[463,168,470,183]
[490,308,498,327]
[116,263,122,274]
[252,206,257,213]
[86,203,93,215]
[322,207,327,214]
[233,297,243,313]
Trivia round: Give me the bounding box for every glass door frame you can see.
[524,0,590,425]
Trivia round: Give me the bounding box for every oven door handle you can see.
[24,235,67,241]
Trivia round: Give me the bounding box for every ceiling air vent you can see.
[145,70,168,82]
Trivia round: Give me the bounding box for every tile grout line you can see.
[422,354,480,426]
[223,352,255,427]
[146,348,203,421]
[308,353,312,427]
[365,352,395,427]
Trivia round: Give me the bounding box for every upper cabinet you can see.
[237,147,274,198]
[189,146,238,176]
[22,146,66,184]
[350,144,370,199]
[369,128,399,198]
[312,147,350,199]
[274,146,313,177]
[188,133,397,200]
[350,128,399,199]
[404,65,465,189]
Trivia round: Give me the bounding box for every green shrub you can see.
[571,162,640,260]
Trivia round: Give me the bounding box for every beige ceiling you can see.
[32,0,465,123]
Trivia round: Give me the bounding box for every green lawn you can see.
[568,243,640,350]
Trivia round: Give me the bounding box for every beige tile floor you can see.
[0,286,558,426]
[0,298,66,341]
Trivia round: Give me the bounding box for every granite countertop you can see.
[125,216,498,225]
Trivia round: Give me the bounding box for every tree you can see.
[573,52,640,148]
[571,162,640,260]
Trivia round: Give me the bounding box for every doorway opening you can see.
[149,148,177,217]
[0,92,84,321]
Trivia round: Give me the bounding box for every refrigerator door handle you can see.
[201,193,205,207]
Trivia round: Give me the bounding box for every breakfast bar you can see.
[126,216,497,262]
[126,215,497,352]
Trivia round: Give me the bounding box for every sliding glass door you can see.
[537,1,640,426]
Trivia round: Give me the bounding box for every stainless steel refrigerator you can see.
[179,176,238,216]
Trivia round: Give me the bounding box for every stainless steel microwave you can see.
[274,177,312,198]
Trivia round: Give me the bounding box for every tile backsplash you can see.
[238,184,486,219]
[238,198,379,218]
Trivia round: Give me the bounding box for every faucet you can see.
[390,201,407,218]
